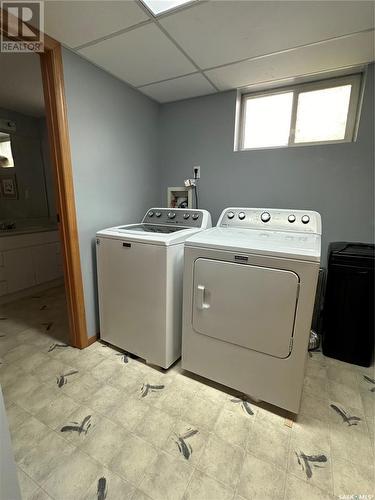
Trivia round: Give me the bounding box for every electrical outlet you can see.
[193,165,200,179]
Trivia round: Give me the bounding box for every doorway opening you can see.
[0,10,88,349]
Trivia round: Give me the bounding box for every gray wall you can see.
[0,107,54,225]
[158,65,374,264]
[62,48,160,338]
[62,49,374,339]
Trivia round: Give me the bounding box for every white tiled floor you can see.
[0,286,374,500]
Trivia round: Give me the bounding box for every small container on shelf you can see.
[167,187,192,209]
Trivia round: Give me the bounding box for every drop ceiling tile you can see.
[138,73,216,102]
[205,31,375,91]
[160,1,375,69]
[43,0,149,48]
[78,23,196,87]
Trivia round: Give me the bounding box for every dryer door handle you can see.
[197,285,210,310]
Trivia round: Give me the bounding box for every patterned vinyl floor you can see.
[0,286,374,500]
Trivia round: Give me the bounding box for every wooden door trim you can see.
[1,10,88,348]
[39,46,88,348]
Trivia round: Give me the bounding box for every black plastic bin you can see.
[322,242,375,367]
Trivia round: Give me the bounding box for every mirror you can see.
[0,114,55,225]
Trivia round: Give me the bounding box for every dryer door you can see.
[192,258,299,358]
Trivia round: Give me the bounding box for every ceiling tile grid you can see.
[44,0,150,48]
[205,30,375,91]
[40,0,375,103]
[159,0,375,68]
[79,22,196,87]
[139,72,216,102]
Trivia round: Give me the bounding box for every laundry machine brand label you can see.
[234,255,248,262]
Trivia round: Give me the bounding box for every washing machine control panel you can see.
[142,208,207,228]
[218,208,321,234]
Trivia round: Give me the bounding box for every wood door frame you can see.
[1,9,88,348]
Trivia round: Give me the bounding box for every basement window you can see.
[237,74,363,150]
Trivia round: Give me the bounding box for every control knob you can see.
[288,214,296,223]
[148,211,154,217]
[155,212,161,217]
[168,212,176,219]
[301,215,310,224]
[192,213,199,220]
[227,211,235,219]
[238,212,246,220]
[261,212,271,223]
[183,213,190,219]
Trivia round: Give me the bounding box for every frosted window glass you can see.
[295,85,352,143]
[243,92,293,148]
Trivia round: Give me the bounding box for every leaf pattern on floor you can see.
[140,383,165,398]
[363,375,375,392]
[61,415,92,435]
[330,404,362,426]
[116,352,129,364]
[42,322,54,331]
[97,477,107,500]
[230,397,254,416]
[3,285,373,500]
[295,450,327,479]
[48,343,68,352]
[56,370,79,388]
[174,428,198,459]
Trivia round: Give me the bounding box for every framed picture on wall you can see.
[0,174,18,199]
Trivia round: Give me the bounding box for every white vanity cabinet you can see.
[0,230,63,297]
[32,242,62,284]
[2,247,35,293]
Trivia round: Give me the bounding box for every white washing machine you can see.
[182,207,321,413]
[96,208,211,368]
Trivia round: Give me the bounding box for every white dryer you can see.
[97,208,211,369]
[182,207,321,413]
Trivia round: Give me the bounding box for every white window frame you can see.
[237,73,364,151]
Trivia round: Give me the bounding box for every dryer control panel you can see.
[142,208,211,228]
[218,208,321,234]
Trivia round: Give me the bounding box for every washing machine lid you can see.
[185,227,321,262]
[97,208,212,246]
[97,224,203,246]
